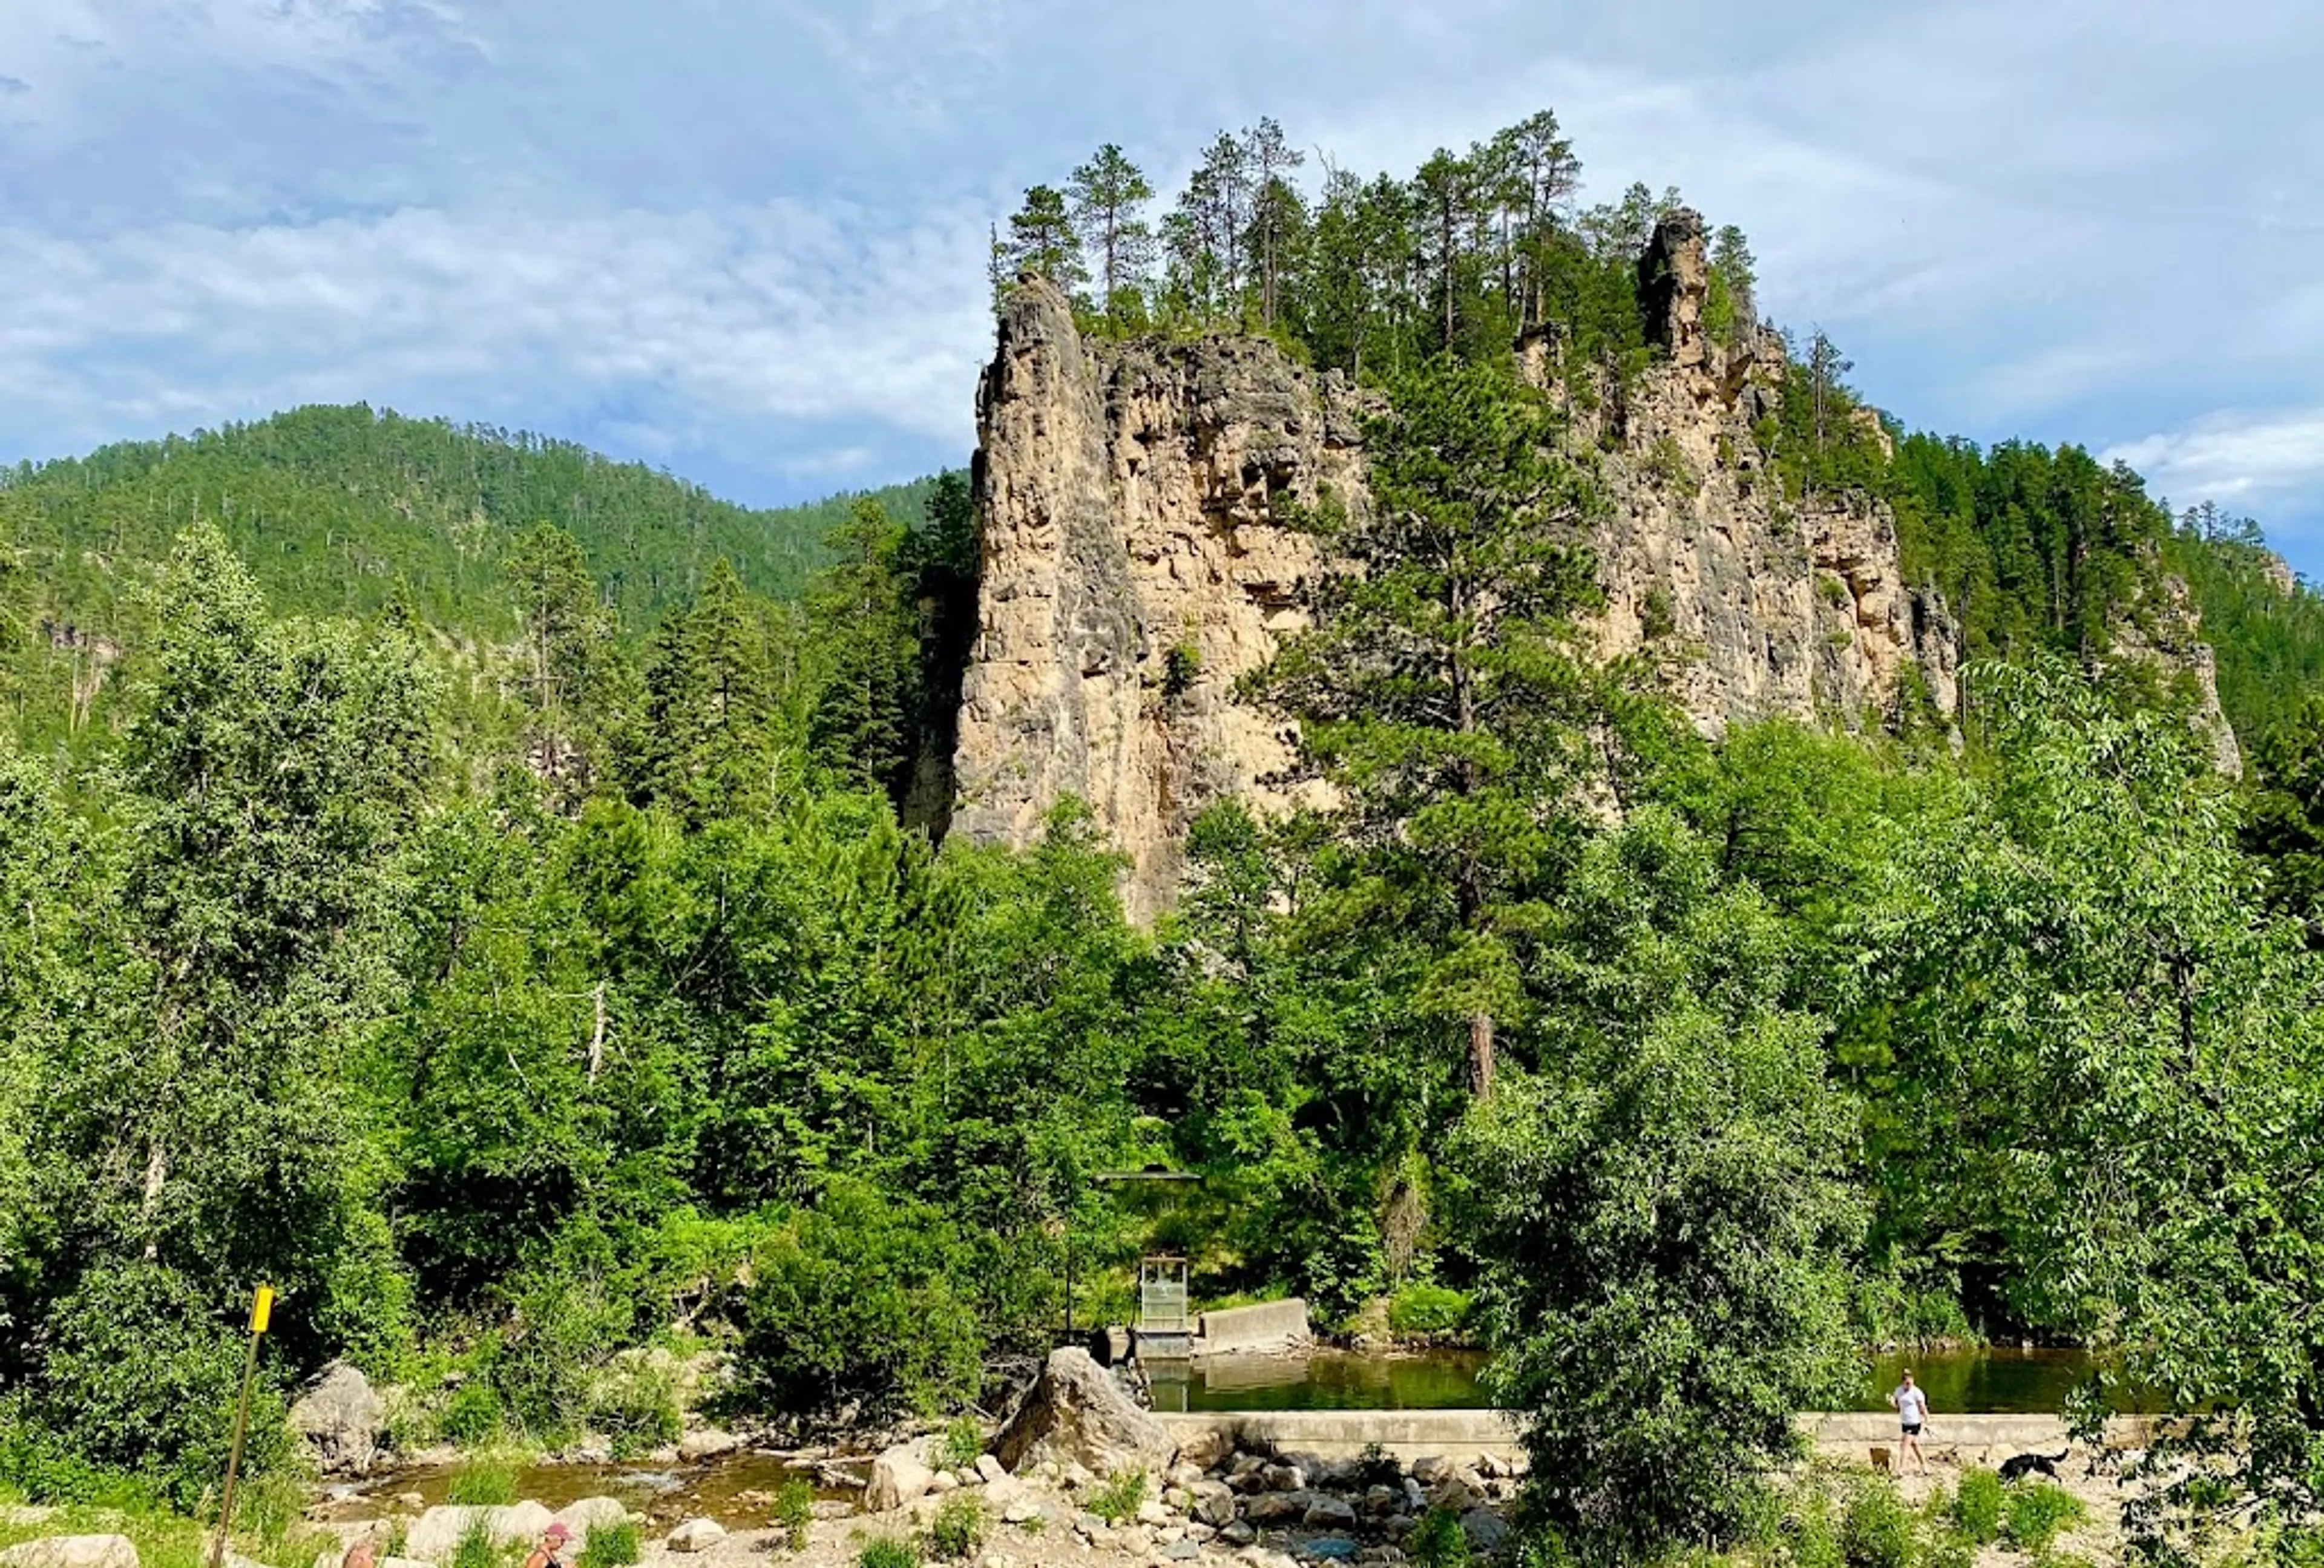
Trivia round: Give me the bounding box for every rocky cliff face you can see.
[954,217,2233,914]
[951,279,1361,919]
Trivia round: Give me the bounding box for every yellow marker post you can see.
[210,1287,273,1568]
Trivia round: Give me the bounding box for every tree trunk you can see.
[1468,1011,1495,1100]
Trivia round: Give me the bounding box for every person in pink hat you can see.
[524,1521,574,1568]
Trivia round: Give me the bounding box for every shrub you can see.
[589,1353,683,1458]
[21,1262,293,1509]
[1163,642,1201,698]
[577,1523,640,1568]
[1921,1530,1975,1568]
[2003,1482,2086,1553]
[1951,1468,2003,1544]
[450,1520,507,1568]
[446,1453,521,1506]
[1387,1284,1472,1337]
[924,1494,989,1562]
[937,1415,983,1472]
[1088,1469,1147,1526]
[1840,1476,1915,1568]
[731,1183,982,1424]
[857,1537,921,1568]
[1783,1491,1843,1568]
[1410,1505,1473,1568]
[438,1380,504,1446]
[773,1478,815,1551]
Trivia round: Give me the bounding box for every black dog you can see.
[2000,1449,2068,1482]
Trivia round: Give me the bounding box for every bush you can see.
[1088,1469,1147,1526]
[772,1478,815,1551]
[577,1523,640,1568]
[438,1379,505,1446]
[857,1537,921,1568]
[1840,1476,1915,1568]
[446,1453,521,1505]
[1409,1506,1473,1568]
[731,1183,982,1424]
[924,1494,989,1562]
[588,1353,683,1458]
[2003,1482,2086,1553]
[451,1520,508,1568]
[937,1415,983,1472]
[1951,1468,2003,1544]
[21,1263,293,1509]
[1387,1284,1472,1337]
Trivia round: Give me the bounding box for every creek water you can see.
[1147,1345,2113,1415]
[326,1454,855,1530]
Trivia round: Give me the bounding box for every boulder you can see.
[1175,1425,1235,1472]
[551,1499,628,1543]
[1241,1492,1308,1525]
[0,1540,139,1568]
[1219,1521,1257,1547]
[992,1348,1176,1477]
[1262,1463,1306,1493]
[865,1442,936,1512]
[1461,1509,1512,1553]
[975,1454,1007,1486]
[289,1362,388,1475]
[1190,1481,1237,1527]
[999,1497,1043,1526]
[677,1428,741,1463]
[404,1503,556,1563]
[666,1520,725,1554]
[1303,1497,1359,1530]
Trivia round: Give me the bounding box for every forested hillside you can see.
[0,404,934,747]
[10,109,2324,1568]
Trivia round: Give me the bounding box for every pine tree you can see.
[1708,224,1758,342]
[1066,145,1158,330]
[1254,358,1605,1098]
[1241,118,1306,329]
[806,499,921,793]
[997,185,1087,297]
[639,559,784,820]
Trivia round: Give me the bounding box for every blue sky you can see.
[4,0,2323,573]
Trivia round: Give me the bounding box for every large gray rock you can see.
[666,1520,724,1555]
[1462,1507,1512,1553]
[0,1540,138,1568]
[993,1348,1177,1477]
[289,1362,387,1475]
[551,1499,628,1543]
[864,1442,936,1512]
[404,1503,555,1564]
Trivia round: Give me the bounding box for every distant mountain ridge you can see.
[0,403,941,637]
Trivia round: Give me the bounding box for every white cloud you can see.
[2104,410,2324,527]
[0,199,994,485]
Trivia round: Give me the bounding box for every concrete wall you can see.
[1159,1410,2155,1467]
[1193,1299,1310,1357]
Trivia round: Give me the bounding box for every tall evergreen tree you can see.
[1065,145,1157,329]
[638,560,786,821]
[1253,358,1604,1098]
[1241,118,1307,329]
[997,185,1086,295]
[806,500,921,794]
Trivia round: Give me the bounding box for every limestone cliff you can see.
[951,279,1361,919]
[953,216,2233,913]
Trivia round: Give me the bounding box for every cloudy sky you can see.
[4,0,2322,571]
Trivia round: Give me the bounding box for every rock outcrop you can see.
[954,278,1360,920]
[289,1361,387,1475]
[993,1347,1178,1477]
[953,219,2231,914]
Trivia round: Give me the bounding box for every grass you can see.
[772,1478,815,1552]
[1086,1469,1147,1526]
[923,1494,988,1562]
[2004,1482,2087,1553]
[445,1453,524,1506]
[936,1416,982,1473]
[576,1522,641,1568]
[856,1536,922,1568]
[0,1494,333,1568]
[1951,1468,2003,1544]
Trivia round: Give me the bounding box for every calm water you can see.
[1147,1346,2115,1414]
[332,1452,853,1527]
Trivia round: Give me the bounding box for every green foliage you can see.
[1087,1469,1148,1526]
[856,1537,921,1568]
[450,1520,509,1568]
[1409,1505,1474,1568]
[772,1479,815,1552]
[937,1416,983,1472]
[730,1183,984,1425]
[446,1453,522,1505]
[1839,1476,1915,1568]
[577,1523,641,1568]
[1951,1468,2003,1544]
[2002,1483,2085,1553]
[924,1494,990,1562]
[1386,1283,1472,1336]
[588,1353,684,1457]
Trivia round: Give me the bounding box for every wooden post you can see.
[209,1286,273,1568]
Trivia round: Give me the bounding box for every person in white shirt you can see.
[1887,1370,1931,1474]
